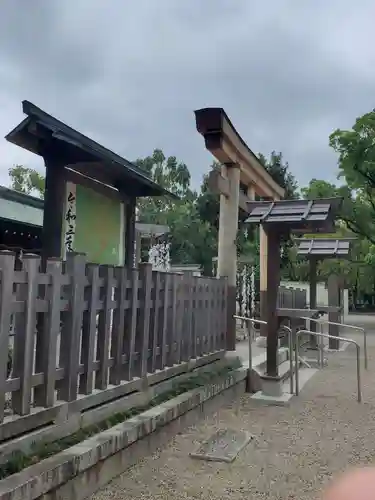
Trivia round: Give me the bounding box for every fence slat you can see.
[0,251,15,421]
[151,271,161,373]
[184,272,193,361]
[160,273,169,370]
[166,274,176,366]
[12,254,40,415]
[197,281,204,356]
[34,258,62,407]
[57,253,86,402]
[174,275,183,364]
[204,281,211,354]
[126,268,138,380]
[96,266,114,390]
[79,264,99,394]
[110,266,127,385]
[139,263,152,378]
[221,278,227,349]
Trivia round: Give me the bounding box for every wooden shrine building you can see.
[4,101,173,267]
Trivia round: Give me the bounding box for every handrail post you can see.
[246,320,253,390]
[356,343,362,403]
[284,326,293,395]
[234,315,267,393]
[296,329,362,403]
[295,333,299,396]
[300,317,368,371]
[319,322,324,368]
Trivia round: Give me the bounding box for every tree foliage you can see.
[135,149,217,274]
[258,151,298,200]
[8,165,45,198]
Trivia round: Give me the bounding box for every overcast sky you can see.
[0,0,374,191]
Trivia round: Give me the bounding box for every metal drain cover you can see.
[190,429,253,463]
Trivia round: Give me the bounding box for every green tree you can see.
[8,165,45,198]
[328,110,375,243]
[196,161,221,231]
[135,149,217,274]
[258,151,299,199]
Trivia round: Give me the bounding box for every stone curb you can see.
[0,366,247,500]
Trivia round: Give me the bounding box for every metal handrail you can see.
[234,315,294,394]
[300,317,367,370]
[295,329,362,403]
[278,324,294,393]
[234,316,267,389]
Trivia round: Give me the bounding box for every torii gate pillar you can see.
[195,108,285,350]
[216,163,241,350]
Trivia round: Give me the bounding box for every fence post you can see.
[0,251,15,421]
[125,267,139,380]
[96,265,114,390]
[168,273,178,366]
[151,271,161,373]
[138,263,153,378]
[109,266,127,385]
[58,253,86,402]
[34,257,62,407]
[221,277,228,350]
[205,280,212,352]
[174,274,183,364]
[80,264,99,394]
[184,272,194,361]
[159,273,170,370]
[12,254,40,415]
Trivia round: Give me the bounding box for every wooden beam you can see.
[207,169,249,211]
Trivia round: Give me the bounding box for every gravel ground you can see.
[93,342,375,500]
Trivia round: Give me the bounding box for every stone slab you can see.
[190,429,253,463]
[250,367,318,406]
[250,390,294,407]
[324,341,350,352]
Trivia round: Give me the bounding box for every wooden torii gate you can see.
[194,108,285,350]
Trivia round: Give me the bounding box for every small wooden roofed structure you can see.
[245,197,343,379]
[5,101,174,265]
[245,198,342,234]
[295,236,354,350]
[296,238,352,258]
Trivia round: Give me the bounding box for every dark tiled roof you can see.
[5,101,176,198]
[296,238,353,258]
[245,198,343,233]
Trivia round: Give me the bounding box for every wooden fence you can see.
[0,251,227,441]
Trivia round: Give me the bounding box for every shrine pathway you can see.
[92,336,375,500]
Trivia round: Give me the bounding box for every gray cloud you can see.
[0,0,374,191]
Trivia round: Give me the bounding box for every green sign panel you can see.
[62,181,125,265]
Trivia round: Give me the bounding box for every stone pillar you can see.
[217,163,240,351]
